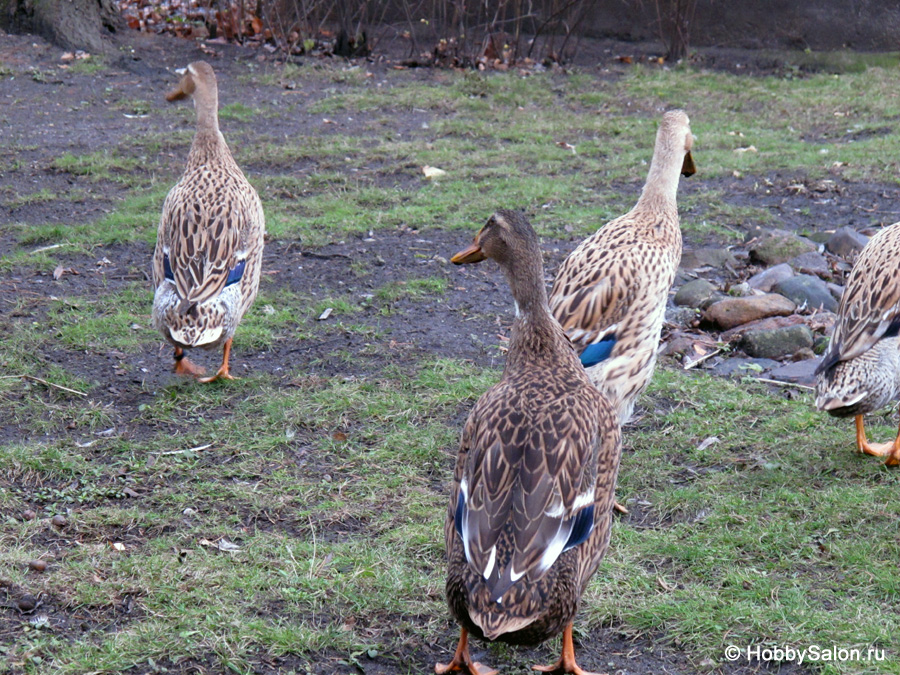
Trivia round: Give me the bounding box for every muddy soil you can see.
[0,25,876,675]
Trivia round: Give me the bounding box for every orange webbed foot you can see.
[532,624,605,675]
[196,338,236,384]
[436,629,498,675]
[173,350,206,378]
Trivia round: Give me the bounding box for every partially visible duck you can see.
[550,110,695,424]
[437,210,621,675]
[815,221,900,465]
[152,61,265,382]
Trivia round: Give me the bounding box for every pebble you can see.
[674,279,717,308]
[773,275,838,312]
[22,510,36,521]
[768,358,821,385]
[51,515,67,528]
[703,294,796,330]
[747,263,793,292]
[709,357,779,378]
[740,325,815,360]
[28,560,47,573]
[749,229,817,265]
[788,251,831,279]
[679,247,738,270]
[826,227,869,257]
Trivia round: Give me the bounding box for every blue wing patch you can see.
[454,490,465,539]
[163,254,174,281]
[225,259,246,287]
[562,504,595,553]
[579,335,616,368]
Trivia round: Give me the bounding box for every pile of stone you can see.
[665,226,871,386]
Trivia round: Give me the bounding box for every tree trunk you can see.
[0,0,123,54]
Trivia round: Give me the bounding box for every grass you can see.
[4,50,900,674]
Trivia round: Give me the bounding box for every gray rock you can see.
[709,357,779,379]
[826,227,870,257]
[789,251,831,279]
[680,247,738,270]
[674,279,718,308]
[826,282,844,301]
[728,282,753,297]
[703,294,796,330]
[773,275,838,312]
[747,263,793,292]
[806,231,833,245]
[665,306,700,327]
[768,358,821,386]
[720,314,806,340]
[740,325,815,360]
[749,229,818,265]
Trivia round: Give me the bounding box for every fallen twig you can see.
[752,377,814,391]
[0,374,87,396]
[30,243,70,255]
[160,443,214,456]
[683,348,723,370]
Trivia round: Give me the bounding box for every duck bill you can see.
[451,242,486,265]
[165,85,189,102]
[681,150,696,177]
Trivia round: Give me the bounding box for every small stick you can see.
[0,374,87,396]
[159,443,214,456]
[30,243,69,255]
[683,348,723,370]
[752,377,814,391]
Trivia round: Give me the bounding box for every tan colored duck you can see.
[152,61,265,382]
[815,221,900,465]
[438,210,621,675]
[550,110,695,425]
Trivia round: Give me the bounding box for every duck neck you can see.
[502,254,562,366]
[634,138,682,214]
[188,83,229,166]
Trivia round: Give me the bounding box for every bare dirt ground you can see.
[1,25,887,675]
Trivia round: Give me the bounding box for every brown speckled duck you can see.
[815,221,900,465]
[152,61,265,383]
[438,210,621,675]
[550,110,695,425]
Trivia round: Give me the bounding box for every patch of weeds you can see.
[219,102,259,122]
[67,55,106,76]
[375,277,448,304]
[51,151,140,183]
[3,188,59,208]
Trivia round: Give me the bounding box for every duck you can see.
[151,61,265,383]
[549,110,695,425]
[815,222,900,465]
[437,210,621,675]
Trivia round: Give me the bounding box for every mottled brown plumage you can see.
[815,221,900,464]
[151,61,265,382]
[437,210,621,675]
[550,110,694,424]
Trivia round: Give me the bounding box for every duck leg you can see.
[854,415,897,460]
[532,623,604,675]
[173,347,206,377]
[198,337,236,384]
[613,500,628,515]
[435,628,498,675]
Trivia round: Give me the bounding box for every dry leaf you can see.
[733,145,758,154]
[555,141,576,154]
[696,436,720,452]
[111,542,126,551]
[317,307,333,321]
[199,538,241,552]
[422,165,447,179]
[332,431,348,442]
